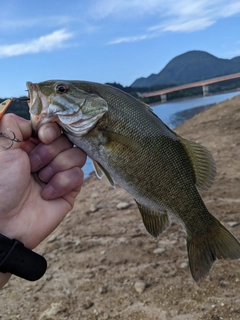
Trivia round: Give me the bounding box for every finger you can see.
[37,123,62,144]
[41,167,84,200]
[0,114,32,151]
[29,134,73,172]
[21,137,41,154]
[38,147,86,183]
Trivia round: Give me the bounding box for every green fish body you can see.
[27,80,240,281]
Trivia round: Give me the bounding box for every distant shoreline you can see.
[149,88,240,107]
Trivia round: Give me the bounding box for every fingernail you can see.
[43,127,57,142]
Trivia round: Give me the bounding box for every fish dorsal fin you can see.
[135,201,171,238]
[92,160,115,188]
[140,100,152,111]
[139,100,161,119]
[179,137,216,191]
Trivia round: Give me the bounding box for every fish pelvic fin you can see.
[187,217,240,282]
[179,137,216,191]
[135,201,171,238]
[92,160,115,188]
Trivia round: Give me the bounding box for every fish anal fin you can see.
[187,217,240,282]
[92,160,115,188]
[179,137,216,191]
[135,201,171,238]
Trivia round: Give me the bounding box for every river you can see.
[83,90,240,177]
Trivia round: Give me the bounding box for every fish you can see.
[27,80,240,282]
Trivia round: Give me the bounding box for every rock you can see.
[117,202,130,210]
[99,285,108,294]
[180,262,189,269]
[38,302,66,320]
[82,298,94,310]
[89,204,98,212]
[227,221,240,227]
[47,234,58,243]
[91,192,99,198]
[153,248,166,254]
[134,280,146,294]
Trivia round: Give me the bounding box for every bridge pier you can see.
[161,94,167,103]
[202,85,209,96]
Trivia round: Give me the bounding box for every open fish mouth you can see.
[26,81,54,132]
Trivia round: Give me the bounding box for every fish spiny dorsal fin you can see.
[92,160,115,188]
[139,100,161,119]
[178,137,216,191]
[140,100,152,111]
[135,201,171,238]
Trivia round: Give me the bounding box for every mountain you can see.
[131,51,240,88]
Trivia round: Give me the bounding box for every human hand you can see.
[0,114,86,280]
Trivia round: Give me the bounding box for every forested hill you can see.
[131,50,240,88]
[0,98,29,120]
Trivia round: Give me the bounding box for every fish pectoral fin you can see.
[92,160,115,188]
[187,217,240,282]
[135,201,171,238]
[179,137,216,191]
[105,131,140,151]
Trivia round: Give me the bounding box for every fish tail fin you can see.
[187,217,240,282]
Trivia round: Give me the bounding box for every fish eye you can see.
[56,84,68,94]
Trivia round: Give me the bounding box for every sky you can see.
[1,0,240,97]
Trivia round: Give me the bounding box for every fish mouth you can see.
[26,81,57,133]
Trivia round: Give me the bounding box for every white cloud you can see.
[0,16,73,30]
[150,17,215,33]
[96,0,240,44]
[0,29,74,58]
[108,35,149,44]
[89,0,166,19]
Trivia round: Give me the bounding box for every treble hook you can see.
[0,130,22,149]
[0,99,22,149]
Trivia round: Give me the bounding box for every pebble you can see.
[89,204,98,213]
[180,262,189,269]
[38,302,65,320]
[91,192,99,198]
[99,285,108,294]
[153,248,166,254]
[117,202,130,210]
[82,298,94,310]
[134,280,146,294]
[47,234,58,243]
[227,221,240,228]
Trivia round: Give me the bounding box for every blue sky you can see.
[1,0,240,97]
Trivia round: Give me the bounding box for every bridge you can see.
[140,72,240,102]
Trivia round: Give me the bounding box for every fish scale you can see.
[27,80,240,282]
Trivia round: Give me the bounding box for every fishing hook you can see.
[0,130,21,149]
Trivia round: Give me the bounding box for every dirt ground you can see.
[1,95,240,320]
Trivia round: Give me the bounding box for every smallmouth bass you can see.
[27,80,240,281]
